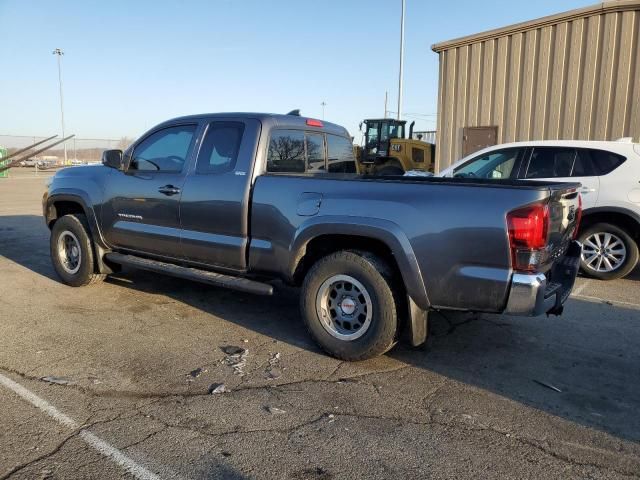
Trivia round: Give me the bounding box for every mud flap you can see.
[407,296,428,347]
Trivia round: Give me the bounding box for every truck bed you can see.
[249,173,580,313]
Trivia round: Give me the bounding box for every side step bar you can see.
[104,252,273,296]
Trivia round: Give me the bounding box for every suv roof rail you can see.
[615,137,633,143]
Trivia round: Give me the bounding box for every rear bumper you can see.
[505,241,581,316]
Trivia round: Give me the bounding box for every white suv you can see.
[439,140,640,280]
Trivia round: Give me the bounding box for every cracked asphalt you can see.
[1,170,639,479]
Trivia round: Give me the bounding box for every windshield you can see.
[453,148,519,179]
[381,122,404,141]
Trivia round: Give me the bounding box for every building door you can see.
[462,126,498,157]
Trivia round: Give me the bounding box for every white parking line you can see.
[0,372,162,480]
[571,279,590,297]
[571,293,640,309]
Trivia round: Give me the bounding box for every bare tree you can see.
[117,137,135,150]
[267,136,306,172]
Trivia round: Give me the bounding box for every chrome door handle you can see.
[158,185,181,196]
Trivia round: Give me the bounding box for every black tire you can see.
[50,214,106,287]
[300,250,401,361]
[377,166,404,176]
[578,222,639,280]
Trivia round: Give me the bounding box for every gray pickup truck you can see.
[43,112,582,360]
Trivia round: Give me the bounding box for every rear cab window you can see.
[267,129,356,174]
[327,134,357,173]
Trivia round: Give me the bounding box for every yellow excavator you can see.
[355,118,434,175]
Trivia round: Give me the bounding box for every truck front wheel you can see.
[51,214,105,287]
[300,250,401,361]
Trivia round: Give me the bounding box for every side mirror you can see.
[102,149,123,170]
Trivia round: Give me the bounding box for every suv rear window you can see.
[587,149,626,175]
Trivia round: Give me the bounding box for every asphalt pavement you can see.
[1,169,639,479]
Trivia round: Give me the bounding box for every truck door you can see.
[100,123,199,257]
[178,118,260,270]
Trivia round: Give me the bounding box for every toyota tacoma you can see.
[43,112,582,360]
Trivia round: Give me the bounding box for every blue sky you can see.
[0,0,590,141]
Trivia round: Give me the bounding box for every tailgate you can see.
[544,183,581,270]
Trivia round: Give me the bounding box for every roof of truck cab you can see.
[157,112,351,137]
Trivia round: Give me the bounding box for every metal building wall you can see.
[433,2,640,171]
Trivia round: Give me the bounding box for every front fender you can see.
[45,189,107,249]
[45,190,115,274]
[289,215,430,310]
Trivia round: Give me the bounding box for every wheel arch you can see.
[581,207,640,240]
[289,217,430,310]
[45,192,113,274]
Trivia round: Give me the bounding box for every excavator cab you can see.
[362,119,406,163]
[356,118,434,176]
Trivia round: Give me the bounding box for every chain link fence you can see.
[0,135,133,167]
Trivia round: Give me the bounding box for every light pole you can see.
[384,91,388,118]
[321,101,327,120]
[397,0,405,121]
[52,48,67,165]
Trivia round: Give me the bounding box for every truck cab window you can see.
[267,130,306,173]
[196,122,244,174]
[130,124,196,172]
[454,148,520,179]
[306,133,325,173]
[327,134,356,173]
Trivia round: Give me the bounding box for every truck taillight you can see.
[507,203,550,272]
[574,193,582,239]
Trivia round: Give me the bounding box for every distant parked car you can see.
[19,158,37,167]
[36,159,59,169]
[439,139,640,280]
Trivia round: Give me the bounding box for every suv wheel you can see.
[578,223,639,280]
[300,250,401,361]
[51,214,106,286]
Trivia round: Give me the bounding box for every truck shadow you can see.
[1,214,639,444]
[392,304,640,444]
[108,271,640,443]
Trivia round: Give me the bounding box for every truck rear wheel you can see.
[51,214,106,287]
[300,250,400,361]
